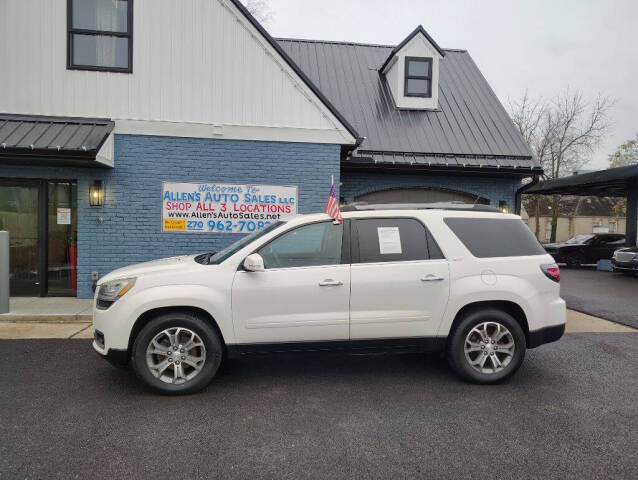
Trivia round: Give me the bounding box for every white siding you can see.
[384,33,442,110]
[0,0,355,144]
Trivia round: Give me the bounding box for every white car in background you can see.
[92,203,566,394]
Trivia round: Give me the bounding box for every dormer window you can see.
[404,57,432,98]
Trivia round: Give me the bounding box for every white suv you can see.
[92,204,566,394]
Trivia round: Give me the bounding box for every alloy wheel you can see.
[464,322,515,374]
[146,327,207,385]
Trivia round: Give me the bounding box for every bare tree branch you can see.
[508,88,613,242]
[243,0,273,26]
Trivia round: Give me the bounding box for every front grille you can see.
[616,252,636,262]
[94,330,105,348]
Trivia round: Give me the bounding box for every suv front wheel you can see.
[447,308,526,384]
[131,311,223,394]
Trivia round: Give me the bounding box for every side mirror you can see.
[243,253,265,272]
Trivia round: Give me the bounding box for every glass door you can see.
[0,179,77,296]
[47,182,78,296]
[0,182,40,296]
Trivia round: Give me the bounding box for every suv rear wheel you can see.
[131,311,223,394]
[447,308,526,384]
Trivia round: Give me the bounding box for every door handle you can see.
[421,274,445,282]
[319,279,343,287]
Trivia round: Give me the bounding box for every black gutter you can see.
[342,161,542,178]
[515,174,540,214]
[228,0,361,145]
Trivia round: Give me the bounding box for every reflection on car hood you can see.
[98,255,198,285]
[616,246,638,253]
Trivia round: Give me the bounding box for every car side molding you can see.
[226,337,447,358]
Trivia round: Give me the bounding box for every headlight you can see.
[97,278,136,307]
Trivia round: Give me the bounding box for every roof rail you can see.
[341,202,502,213]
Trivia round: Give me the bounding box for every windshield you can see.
[564,234,595,244]
[196,221,285,265]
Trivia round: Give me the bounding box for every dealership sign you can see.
[162,182,298,233]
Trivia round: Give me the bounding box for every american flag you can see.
[325,177,343,223]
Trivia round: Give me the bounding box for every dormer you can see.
[380,26,446,110]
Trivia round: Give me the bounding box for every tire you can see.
[447,308,526,384]
[131,311,223,395]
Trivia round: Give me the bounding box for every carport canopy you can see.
[525,164,638,246]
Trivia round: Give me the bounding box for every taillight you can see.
[541,263,560,283]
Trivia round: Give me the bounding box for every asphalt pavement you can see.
[560,267,638,328]
[1,336,637,480]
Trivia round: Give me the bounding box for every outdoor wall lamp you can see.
[89,180,104,207]
[498,200,510,214]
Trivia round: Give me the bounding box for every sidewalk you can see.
[0,297,92,322]
[0,301,635,339]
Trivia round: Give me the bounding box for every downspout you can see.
[515,174,540,215]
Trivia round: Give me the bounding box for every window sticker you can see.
[377,227,402,254]
[57,208,71,225]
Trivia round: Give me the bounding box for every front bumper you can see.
[612,259,638,271]
[93,337,129,367]
[527,323,565,348]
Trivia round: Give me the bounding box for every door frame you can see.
[0,178,76,297]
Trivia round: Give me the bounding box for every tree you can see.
[509,89,612,242]
[609,134,638,168]
[243,0,273,25]
[508,91,552,240]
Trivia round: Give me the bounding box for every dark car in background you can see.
[544,233,626,267]
[612,246,638,275]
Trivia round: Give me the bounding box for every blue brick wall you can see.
[341,171,521,210]
[0,135,341,298]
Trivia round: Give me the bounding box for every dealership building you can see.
[0,0,539,299]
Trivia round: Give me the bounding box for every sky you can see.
[263,0,638,170]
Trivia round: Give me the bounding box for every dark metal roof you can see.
[0,113,114,166]
[525,165,638,197]
[379,25,446,73]
[228,0,360,144]
[277,38,539,174]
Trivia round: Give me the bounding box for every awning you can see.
[525,165,638,246]
[525,165,638,197]
[0,113,114,168]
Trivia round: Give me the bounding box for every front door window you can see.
[258,222,343,269]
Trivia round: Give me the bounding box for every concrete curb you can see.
[0,314,92,323]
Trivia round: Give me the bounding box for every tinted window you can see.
[444,218,546,258]
[426,230,445,259]
[600,236,626,246]
[355,218,435,263]
[258,222,343,269]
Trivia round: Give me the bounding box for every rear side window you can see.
[444,218,546,258]
[354,218,443,263]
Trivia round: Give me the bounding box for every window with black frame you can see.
[404,57,432,97]
[67,0,133,72]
